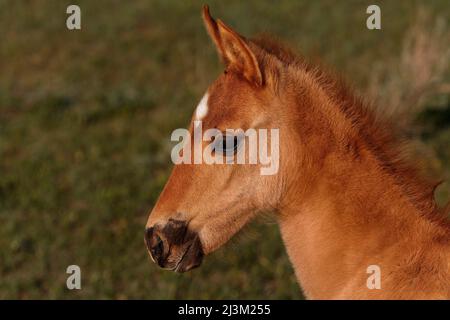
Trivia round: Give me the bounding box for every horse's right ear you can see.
[202,5,263,86]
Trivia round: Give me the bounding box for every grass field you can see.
[0,0,449,299]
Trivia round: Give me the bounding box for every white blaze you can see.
[195,93,209,120]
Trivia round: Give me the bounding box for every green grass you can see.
[0,0,448,299]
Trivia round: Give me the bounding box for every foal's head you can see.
[145,6,292,272]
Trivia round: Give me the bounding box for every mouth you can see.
[173,236,204,273]
[173,242,193,272]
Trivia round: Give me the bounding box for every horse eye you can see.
[215,134,239,155]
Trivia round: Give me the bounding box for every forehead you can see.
[195,74,258,129]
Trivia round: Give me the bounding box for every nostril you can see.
[151,234,164,258]
[145,227,167,266]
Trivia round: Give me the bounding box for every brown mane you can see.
[251,35,449,228]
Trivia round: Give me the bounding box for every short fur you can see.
[146,6,450,299]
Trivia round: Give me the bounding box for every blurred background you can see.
[0,0,449,299]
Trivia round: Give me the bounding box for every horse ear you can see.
[202,5,263,86]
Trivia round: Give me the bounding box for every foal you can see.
[145,6,450,299]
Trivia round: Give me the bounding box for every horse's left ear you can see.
[202,5,263,86]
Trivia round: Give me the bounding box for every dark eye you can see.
[214,134,239,156]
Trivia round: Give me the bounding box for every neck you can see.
[276,74,450,299]
[278,151,449,299]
